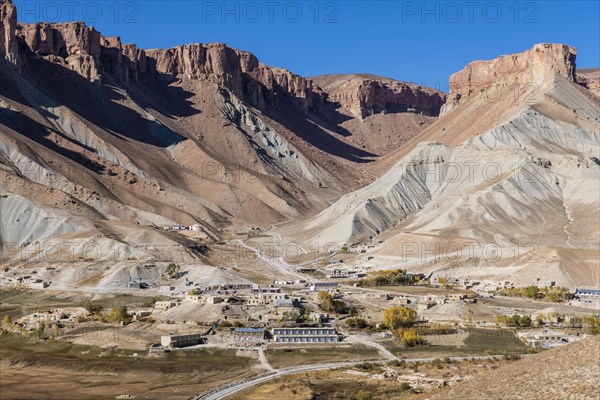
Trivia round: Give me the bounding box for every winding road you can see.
[193,349,508,400]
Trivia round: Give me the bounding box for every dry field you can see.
[229,357,517,400]
[427,335,600,400]
[0,334,259,400]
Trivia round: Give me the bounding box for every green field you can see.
[382,328,531,358]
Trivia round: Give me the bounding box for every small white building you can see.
[29,280,50,289]
[204,295,223,304]
[363,292,390,302]
[154,300,180,311]
[575,289,600,299]
[185,293,202,302]
[161,332,206,348]
[326,269,348,279]
[274,280,294,286]
[310,282,339,292]
[518,330,583,349]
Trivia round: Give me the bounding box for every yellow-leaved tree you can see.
[383,306,417,330]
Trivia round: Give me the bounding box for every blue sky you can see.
[14,1,600,89]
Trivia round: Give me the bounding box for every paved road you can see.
[196,361,356,400]
[194,354,509,400]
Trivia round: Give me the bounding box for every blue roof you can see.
[234,327,265,333]
[576,288,600,293]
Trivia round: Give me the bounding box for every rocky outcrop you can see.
[576,68,600,97]
[0,0,18,65]
[146,43,326,111]
[18,22,101,58]
[17,21,102,82]
[312,74,446,118]
[14,18,325,110]
[442,43,577,114]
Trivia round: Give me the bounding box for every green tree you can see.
[521,286,539,299]
[466,309,474,323]
[317,292,348,314]
[34,321,46,339]
[108,305,129,323]
[2,315,12,325]
[384,306,417,330]
[535,315,544,327]
[317,291,334,311]
[165,263,181,279]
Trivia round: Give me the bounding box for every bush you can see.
[354,390,373,400]
[359,269,415,287]
[400,329,425,347]
[354,362,378,371]
[497,314,532,328]
[522,286,539,299]
[33,321,46,339]
[108,305,129,323]
[317,292,348,314]
[345,317,369,329]
[582,316,600,335]
[399,382,412,391]
[418,324,456,335]
[83,301,103,314]
[497,286,571,302]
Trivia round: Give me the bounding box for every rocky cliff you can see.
[577,68,600,97]
[145,44,326,111]
[312,73,445,118]
[301,44,599,288]
[0,0,17,65]
[15,20,326,111]
[442,43,577,114]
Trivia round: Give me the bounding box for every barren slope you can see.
[294,44,600,288]
[429,336,600,400]
[0,0,443,280]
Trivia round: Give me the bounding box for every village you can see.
[3,264,599,357]
[1,230,600,400]
[2,228,600,380]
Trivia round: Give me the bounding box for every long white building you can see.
[272,327,339,343]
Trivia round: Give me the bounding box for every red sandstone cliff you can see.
[312,73,445,118]
[442,43,577,114]
[0,0,17,65]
